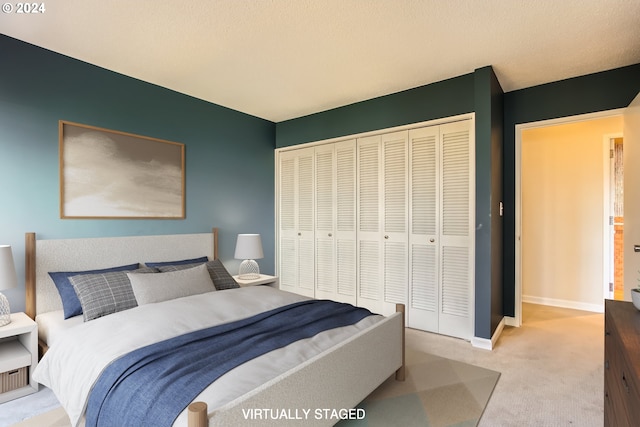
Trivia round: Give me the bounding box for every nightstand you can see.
[0,312,38,403]
[233,274,278,287]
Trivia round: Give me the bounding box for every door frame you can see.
[513,109,624,327]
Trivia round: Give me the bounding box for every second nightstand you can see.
[233,274,278,287]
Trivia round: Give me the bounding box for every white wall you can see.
[522,116,623,311]
[623,93,640,300]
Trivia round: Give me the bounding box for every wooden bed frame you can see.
[24,229,405,427]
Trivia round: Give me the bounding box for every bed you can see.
[24,229,405,427]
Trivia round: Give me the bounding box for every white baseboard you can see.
[522,295,604,313]
[504,316,518,327]
[471,316,505,350]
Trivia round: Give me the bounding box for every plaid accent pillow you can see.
[70,271,138,321]
[157,260,239,290]
[49,263,140,319]
[206,259,240,290]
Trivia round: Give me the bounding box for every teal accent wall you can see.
[0,35,276,312]
[275,68,502,340]
[502,63,640,317]
[473,66,504,338]
[276,73,474,147]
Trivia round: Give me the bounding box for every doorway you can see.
[609,136,624,300]
[514,110,625,326]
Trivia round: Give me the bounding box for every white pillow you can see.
[127,263,215,305]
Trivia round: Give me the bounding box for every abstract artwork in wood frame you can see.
[59,121,185,219]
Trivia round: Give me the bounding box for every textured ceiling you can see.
[1,0,639,122]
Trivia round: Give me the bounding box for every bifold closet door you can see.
[437,120,473,339]
[408,125,439,333]
[334,140,357,305]
[408,120,473,340]
[381,131,408,313]
[357,135,383,313]
[314,144,336,300]
[357,131,408,316]
[278,147,315,298]
[314,140,357,304]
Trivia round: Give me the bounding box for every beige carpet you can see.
[411,303,605,427]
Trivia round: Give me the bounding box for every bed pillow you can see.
[69,271,139,322]
[205,259,240,290]
[156,259,239,290]
[49,263,140,319]
[129,266,160,274]
[127,263,215,305]
[144,256,209,268]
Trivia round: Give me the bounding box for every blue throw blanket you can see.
[85,299,373,427]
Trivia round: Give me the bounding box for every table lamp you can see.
[234,234,264,280]
[0,245,18,327]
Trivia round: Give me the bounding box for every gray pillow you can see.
[69,271,138,322]
[127,263,215,305]
[157,259,239,290]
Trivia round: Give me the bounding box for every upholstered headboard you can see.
[25,228,218,318]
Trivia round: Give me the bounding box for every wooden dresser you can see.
[604,299,640,426]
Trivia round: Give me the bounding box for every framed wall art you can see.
[59,121,185,219]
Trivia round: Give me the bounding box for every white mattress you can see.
[35,310,84,348]
[33,286,383,427]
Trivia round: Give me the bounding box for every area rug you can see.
[337,352,500,427]
[0,386,61,427]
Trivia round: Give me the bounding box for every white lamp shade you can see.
[234,234,264,260]
[0,245,18,291]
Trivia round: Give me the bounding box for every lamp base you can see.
[0,292,11,327]
[238,259,260,280]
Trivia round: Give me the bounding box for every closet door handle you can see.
[429,238,435,243]
[328,233,332,237]
[384,235,389,239]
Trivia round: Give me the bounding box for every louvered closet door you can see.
[334,140,357,305]
[315,141,357,304]
[277,147,315,297]
[357,132,408,316]
[357,135,383,314]
[408,125,440,333]
[408,120,473,339]
[381,131,408,314]
[438,120,473,340]
[314,144,336,300]
[278,150,298,293]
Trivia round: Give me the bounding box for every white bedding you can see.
[33,286,382,427]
